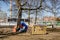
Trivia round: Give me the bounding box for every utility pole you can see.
[10,0,12,18]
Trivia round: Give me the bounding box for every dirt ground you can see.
[0,32,60,40]
[0,27,60,40]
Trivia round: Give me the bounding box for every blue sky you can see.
[0,1,10,16]
[0,0,60,18]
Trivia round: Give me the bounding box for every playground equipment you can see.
[31,25,47,34]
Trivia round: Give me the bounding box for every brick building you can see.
[43,16,56,22]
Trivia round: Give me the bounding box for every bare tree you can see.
[0,0,45,27]
[15,0,44,27]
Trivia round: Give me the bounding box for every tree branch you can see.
[22,8,36,10]
[21,0,43,10]
[21,2,27,6]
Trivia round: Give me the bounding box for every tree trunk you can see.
[15,0,22,27]
[35,10,37,24]
[28,9,30,25]
[17,8,22,27]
